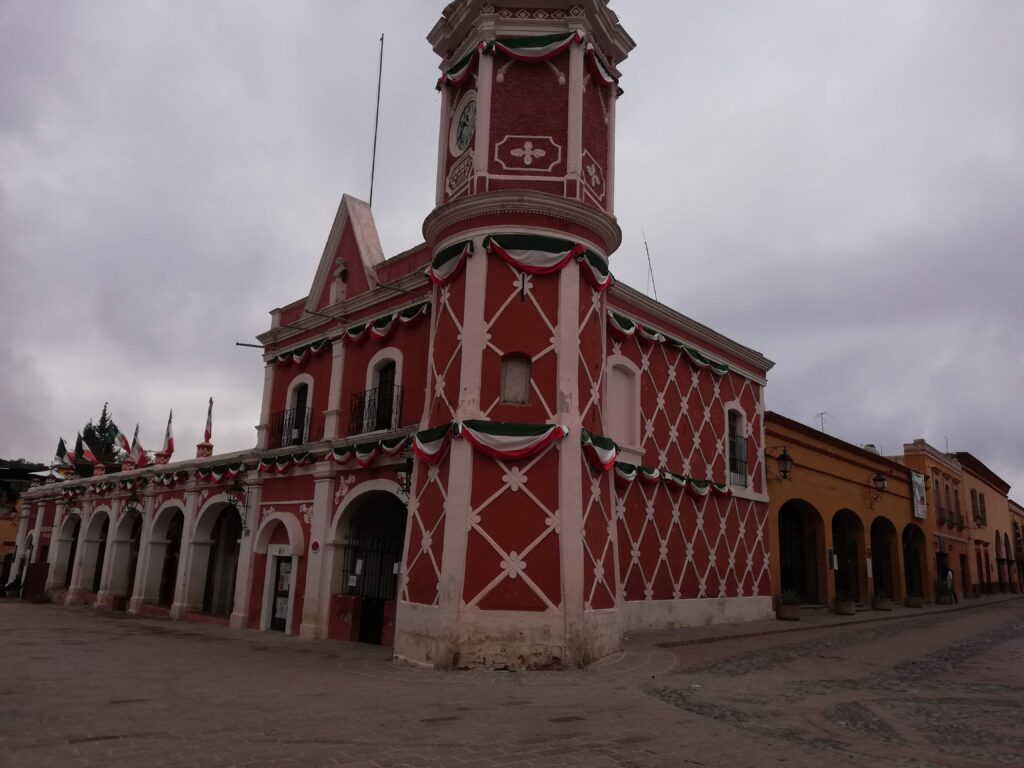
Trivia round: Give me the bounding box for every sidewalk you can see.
[626,591,1023,651]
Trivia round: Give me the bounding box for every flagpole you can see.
[369,32,384,209]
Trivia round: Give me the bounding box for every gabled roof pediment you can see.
[306,194,385,313]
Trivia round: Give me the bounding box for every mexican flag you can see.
[55,437,74,468]
[109,420,131,454]
[204,398,213,443]
[162,410,174,456]
[80,437,99,465]
[130,424,149,468]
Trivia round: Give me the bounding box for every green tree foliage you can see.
[81,402,119,463]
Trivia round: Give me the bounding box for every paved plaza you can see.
[1,597,1022,767]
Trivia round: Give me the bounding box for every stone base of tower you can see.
[394,602,623,670]
[622,596,774,632]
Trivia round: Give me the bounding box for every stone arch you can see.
[82,508,111,595]
[870,516,901,602]
[324,479,408,645]
[50,512,82,589]
[777,498,826,605]
[254,512,305,556]
[253,513,305,634]
[902,523,927,601]
[140,503,186,608]
[184,497,243,617]
[831,508,866,604]
[106,506,144,600]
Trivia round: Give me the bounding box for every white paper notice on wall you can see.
[832,554,839,570]
[866,557,873,579]
[355,559,363,576]
[348,575,357,587]
[393,562,400,575]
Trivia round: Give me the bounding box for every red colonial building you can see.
[17,0,773,668]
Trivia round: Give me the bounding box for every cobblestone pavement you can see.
[1,598,1022,767]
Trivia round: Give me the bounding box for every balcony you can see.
[267,407,321,449]
[349,385,403,436]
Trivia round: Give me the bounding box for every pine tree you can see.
[82,403,118,463]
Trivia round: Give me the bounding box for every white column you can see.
[128,492,157,614]
[323,339,346,441]
[300,466,335,639]
[256,362,275,449]
[30,501,46,563]
[473,35,495,188]
[566,25,585,184]
[44,501,67,592]
[229,475,262,630]
[65,500,93,604]
[170,489,200,619]
[556,262,586,663]
[95,498,122,606]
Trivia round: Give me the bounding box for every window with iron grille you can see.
[728,410,747,487]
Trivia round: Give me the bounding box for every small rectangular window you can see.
[728,410,747,487]
[500,354,531,405]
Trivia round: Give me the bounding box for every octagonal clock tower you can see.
[396,1,635,668]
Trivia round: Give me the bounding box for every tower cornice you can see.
[422,189,622,253]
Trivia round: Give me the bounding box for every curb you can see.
[653,593,1023,649]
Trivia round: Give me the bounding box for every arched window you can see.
[500,353,531,405]
[727,409,747,487]
[606,360,639,446]
[289,382,310,445]
[373,359,397,431]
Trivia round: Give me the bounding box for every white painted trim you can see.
[253,512,305,556]
[364,347,404,393]
[328,478,404,542]
[605,354,641,449]
[724,401,749,491]
[285,373,315,414]
[261,550,299,634]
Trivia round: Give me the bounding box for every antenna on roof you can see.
[369,33,385,209]
[642,229,659,301]
[815,411,829,433]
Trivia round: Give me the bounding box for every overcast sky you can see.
[2,1,1022,498]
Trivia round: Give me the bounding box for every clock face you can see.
[451,96,477,156]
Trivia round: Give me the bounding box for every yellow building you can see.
[955,452,1014,594]
[899,440,970,602]
[766,412,920,610]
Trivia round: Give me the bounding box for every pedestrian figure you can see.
[945,567,958,603]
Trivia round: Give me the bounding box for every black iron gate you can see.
[341,535,402,644]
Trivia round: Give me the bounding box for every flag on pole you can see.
[80,436,99,465]
[109,419,131,454]
[204,398,213,443]
[55,437,74,468]
[162,410,174,456]
[130,424,149,468]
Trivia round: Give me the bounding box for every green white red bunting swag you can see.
[427,241,473,286]
[435,45,482,90]
[484,234,586,275]
[275,338,330,365]
[195,463,244,484]
[607,310,732,376]
[586,43,618,86]
[437,33,586,90]
[578,250,613,292]
[325,436,412,468]
[258,452,313,475]
[413,423,454,464]
[344,302,431,346]
[614,462,637,485]
[457,420,569,460]
[581,430,618,472]
[487,31,583,62]
[612,463,733,497]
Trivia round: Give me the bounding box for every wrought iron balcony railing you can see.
[267,407,319,449]
[349,385,403,436]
